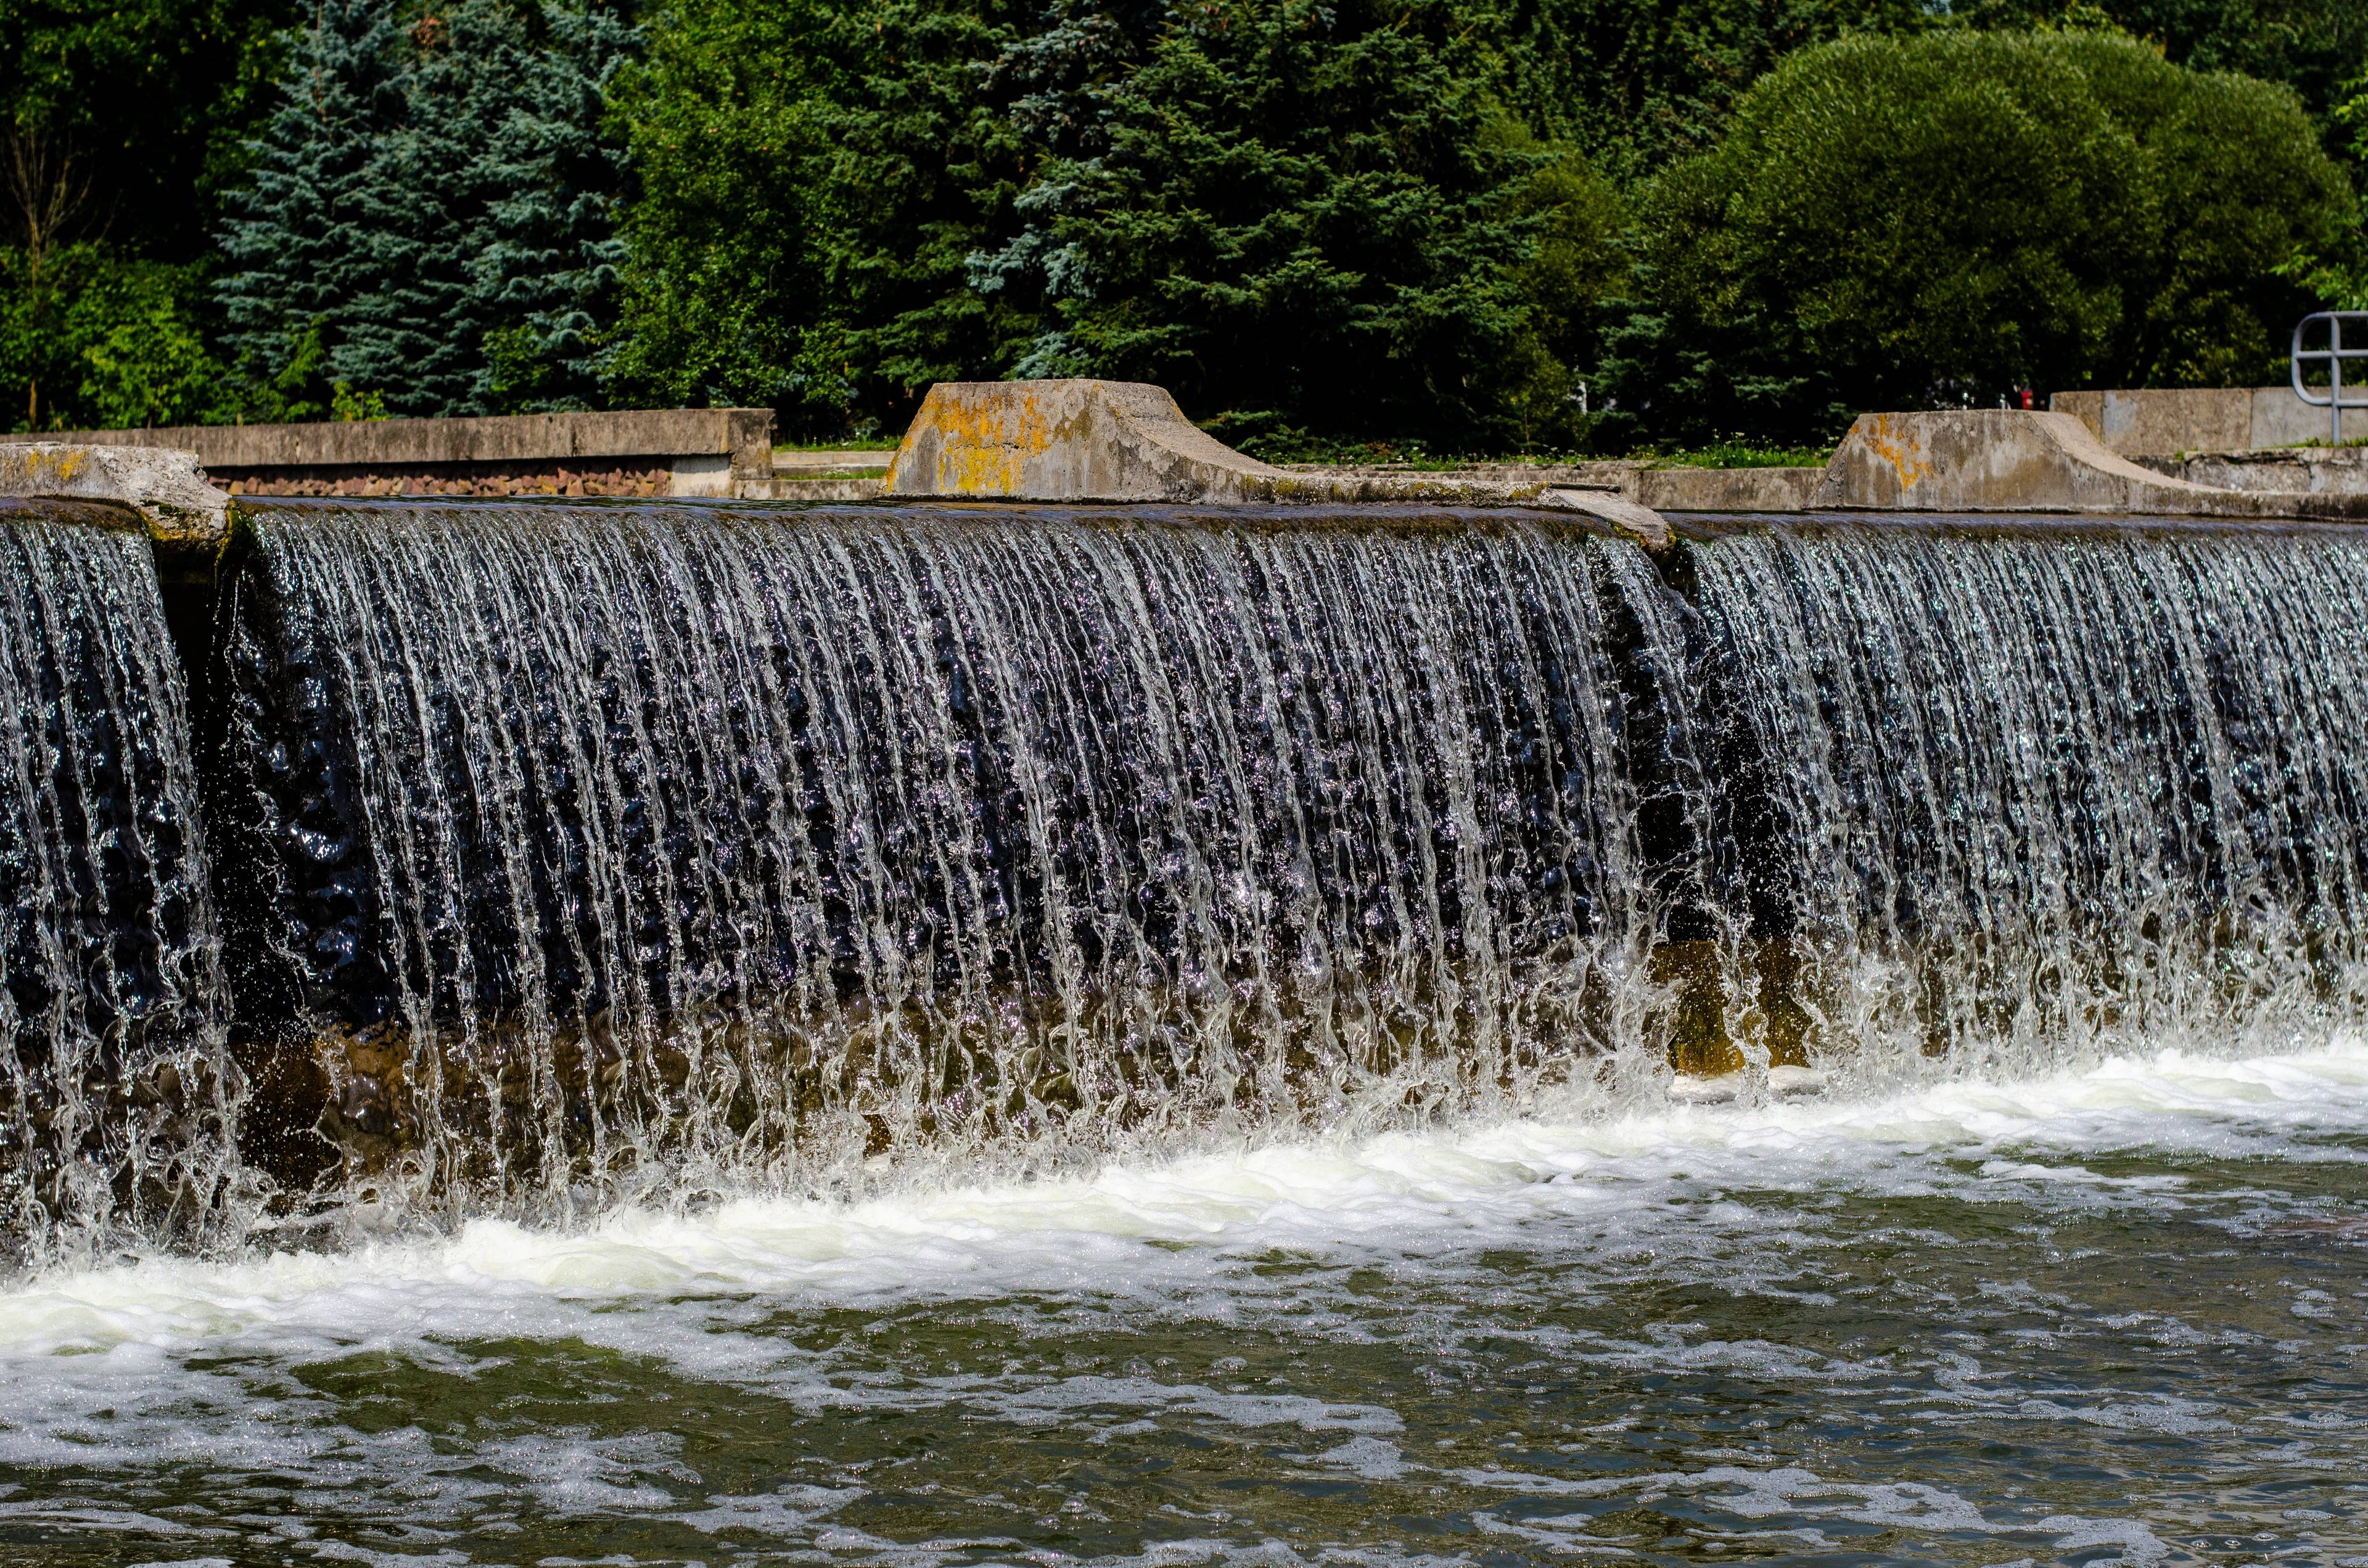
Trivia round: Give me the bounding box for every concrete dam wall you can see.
[5,388,2368,1264]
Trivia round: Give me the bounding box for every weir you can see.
[6,399,2368,1261]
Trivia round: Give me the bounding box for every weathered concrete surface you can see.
[0,442,230,549]
[2052,387,2368,455]
[765,449,892,501]
[2138,446,2368,495]
[50,408,776,497]
[1280,459,1821,514]
[1814,410,2368,519]
[886,379,1674,544]
[1635,466,1823,512]
[888,379,1301,501]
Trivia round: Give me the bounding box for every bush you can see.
[1606,30,2360,446]
[0,245,224,431]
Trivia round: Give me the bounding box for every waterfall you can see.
[0,499,241,1265]
[112,498,2368,1233]
[1687,518,2368,1074]
[217,501,1698,1216]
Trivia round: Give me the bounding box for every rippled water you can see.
[2,1037,2362,1566]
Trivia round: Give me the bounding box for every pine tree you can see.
[215,0,406,421]
[217,0,633,419]
[974,0,1585,447]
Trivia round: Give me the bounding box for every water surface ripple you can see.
[1,1040,2362,1566]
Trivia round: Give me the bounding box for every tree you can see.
[0,245,223,430]
[973,0,1625,448]
[1603,30,2359,446]
[0,0,302,267]
[1503,0,1937,183]
[1955,0,2367,155]
[217,0,633,419]
[606,0,1032,433]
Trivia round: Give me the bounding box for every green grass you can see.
[1640,442,1832,469]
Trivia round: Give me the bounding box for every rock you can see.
[0,442,231,549]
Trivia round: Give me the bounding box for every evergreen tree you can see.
[217,0,632,419]
[606,0,1030,432]
[215,0,405,421]
[974,0,1619,448]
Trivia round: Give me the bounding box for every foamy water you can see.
[2,1038,2364,1564]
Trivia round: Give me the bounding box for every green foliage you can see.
[0,0,301,265]
[1605,30,2359,446]
[968,0,1631,448]
[218,0,633,419]
[1954,0,2366,151]
[0,244,224,430]
[1503,0,1938,181]
[607,0,1030,432]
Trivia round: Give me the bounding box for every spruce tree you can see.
[973,0,1584,447]
[215,0,406,421]
[218,0,632,419]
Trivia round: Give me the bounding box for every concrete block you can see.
[884,378,1674,544]
[2052,388,2251,456]
[2250,386,2368,449]
[1815,410,2368,519]
[0,442,229,549]
[2051,386,2368,454]
[1635,466,1823,512]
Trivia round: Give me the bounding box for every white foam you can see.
[1,1033,2363,1369]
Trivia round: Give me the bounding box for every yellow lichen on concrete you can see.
[0,441,231,549]
[1862,413,1931,494]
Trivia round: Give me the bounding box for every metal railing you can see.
[2293,311,2368,445]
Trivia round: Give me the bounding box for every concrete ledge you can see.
[49,408,776,497]
[0,443,229,549]
[2138,446,2368,496]
[1814,410,2368,520]
[2051,387,2367,455]
[885,379,1672,544]
[1635,466,1823,512]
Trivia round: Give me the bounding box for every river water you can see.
[6,500,2368,1562]
[0,1036,2361,1566]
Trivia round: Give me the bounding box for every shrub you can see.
[1606,30,2359,446]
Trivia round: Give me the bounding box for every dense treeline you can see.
[2,0,2362,448]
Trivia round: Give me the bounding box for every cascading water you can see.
[204,501,2368,1225]
[0,499,242,1265]
[215,500,1705,1217]
[11,496,2368,1559]
[1687,519,2368,1073]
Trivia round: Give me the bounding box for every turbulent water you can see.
[0,1040,2361,1565]
[213,503,2368,1225]
[5,497,2368,1562]
[0,499,239,1265]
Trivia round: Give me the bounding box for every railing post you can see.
[2294,311,2368,446]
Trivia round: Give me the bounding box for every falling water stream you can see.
[1,496,2366,1562]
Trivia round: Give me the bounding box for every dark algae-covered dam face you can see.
[10,493,2368,1562]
